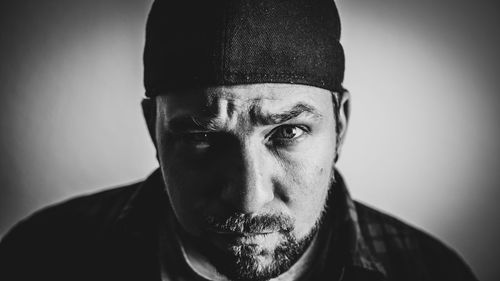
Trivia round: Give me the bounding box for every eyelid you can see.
[179,131,228,145]
[177,131,211,143]
[265,124,310,142]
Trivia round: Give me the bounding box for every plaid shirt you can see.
[326,170,477,281]
[0,169,477,281]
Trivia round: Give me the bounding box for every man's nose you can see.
[220,143,275,214]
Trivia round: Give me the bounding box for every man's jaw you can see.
[184,215,322,281]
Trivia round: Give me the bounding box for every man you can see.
[0,0,477,280]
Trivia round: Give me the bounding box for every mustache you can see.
[204,213,294,234]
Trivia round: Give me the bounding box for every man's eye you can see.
[269,125,307,144]
[181,132,211,149]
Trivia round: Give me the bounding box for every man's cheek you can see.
[161,143,215,173]
[282,157,328,190]
[167,164,215,196]
[282,163,330,222]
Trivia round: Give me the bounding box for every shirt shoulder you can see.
[0,181,143,280]
[4,182,140,237]
[353,201,477,281]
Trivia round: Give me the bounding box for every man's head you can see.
[142,0,349,280]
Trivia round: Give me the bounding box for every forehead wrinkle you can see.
[203,98,323,129]
[192,96,244,130]
[251,103,323,126]
[201,87,326,130]
[248,100,264,127]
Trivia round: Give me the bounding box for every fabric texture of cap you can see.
[144,0,345,96]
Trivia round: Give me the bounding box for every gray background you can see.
[0,0,498,280]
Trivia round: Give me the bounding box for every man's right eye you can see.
[180,132,212,150]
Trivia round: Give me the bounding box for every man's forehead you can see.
[156,84,333,117]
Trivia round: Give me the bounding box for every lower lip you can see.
[209,231,278,246]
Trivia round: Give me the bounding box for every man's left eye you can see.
[269,125,307,143]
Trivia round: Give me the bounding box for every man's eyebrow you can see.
[167,103,322,132]
[252,103,323,125]
[168,114,220,132]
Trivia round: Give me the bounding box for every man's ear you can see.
[141,97,157,148]
[335,91,351,162]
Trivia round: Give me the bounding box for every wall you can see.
[0,0,498,280]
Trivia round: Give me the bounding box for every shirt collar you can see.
[114,168,165,241]
[331,169,387,279]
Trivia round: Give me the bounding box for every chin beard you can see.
[224,227,318,281]
[194,211,325,281]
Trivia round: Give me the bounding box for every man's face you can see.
[154,84,340,280]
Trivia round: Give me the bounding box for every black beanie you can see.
[144,0,345,96]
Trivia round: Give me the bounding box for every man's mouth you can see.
[208,230,282,250]
[214,231,274,236]
[210,230,276,243]
[203,212,294,234]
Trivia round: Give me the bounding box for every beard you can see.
[171,165,337,281]
[190,209,327,281]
